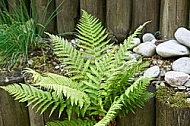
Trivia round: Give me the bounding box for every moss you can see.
[156,86,190,108]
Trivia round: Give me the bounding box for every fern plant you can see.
[0,10,152,126]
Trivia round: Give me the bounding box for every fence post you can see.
[131,0,160,35]
[116,85,156,126]
[80,0,106,25]
[0,72,30,126]
[56,0,79,36]
[106,0,132,42]
[160,0,189,38]
[28,105,44,126]
[189,5,190,29]
[33,0,56,34]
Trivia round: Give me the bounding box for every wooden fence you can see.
[4,0,190,42]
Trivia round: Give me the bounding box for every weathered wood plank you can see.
[132,0,160,35]
[33,0,56,34]
[80,0,106,24]
[0,72,30,126]
[160,0,189,38]
[0,89,30,126]
[116,97,155,126]
[42,106,67,124]
[189,4,190,29]
[56,0,79,36]
[7,0,18,13]
[28,105,44,126]
[7,0,29,15]
[156,99,190,126]
[106,0,132,42]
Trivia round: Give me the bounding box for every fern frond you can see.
[46,32,89,80]
[76,10,112,60]
[115,21,151,66]
[95,76,152,126]
[23,68,42,83]
[0,84,66,117]
[46,118,96,126]
[94,99,122,126]
[26,71,90,110]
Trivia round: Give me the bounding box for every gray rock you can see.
[160,82,166,87]
[142,33,155,42]
[184,79,190,87]
[55,66,60,69]
[151,39,157,44]
[125,52,141,60]
[164,71,190,87]
[156,40,190,58]
[175,27,190,48]
[144,66,160,78]
[186,92,190,97]
[133,42,156,57]
[186,88,190,91]
[129,38,141,49]
[172,57,190,74]
[187,98,190,102]
[152,60,158,65]
[178,86,186,90]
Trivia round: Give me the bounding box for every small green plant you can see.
[0,0,65,70]
[0,10,152,126]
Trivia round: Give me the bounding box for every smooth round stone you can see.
[175,27,190,48]
[125,52,141,60]
[187,98,190,102]
[164,71,190,87]
[144,66,160,78]
[172,57,190,74]
[160,82,166,87]
[152,60,158,65]
[128,38,141,49]
[156,40,190,58]
[133,42,156,57]
[151,39,157,44]
[184,79,190,87]
[186,88,190,91]
[178,86,186,90]
[142,33,155,42]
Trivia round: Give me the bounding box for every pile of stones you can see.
[130,27,190,100]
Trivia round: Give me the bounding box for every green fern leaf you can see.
[0,84,67,117]
[76,10,112,60]
[32,72,90,108]
[115,21,151,67]
[95,76,152,126]
[46,32,88,81]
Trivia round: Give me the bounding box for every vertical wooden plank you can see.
[188,2,190,29]
[0,89,30,126]
[28,105,44,126]
[34,0,56,34]
[106,0,132,42]
[7,0,29,14]
[160,0,189,38]
[156,99,190,126]
[56,0,79,36]
[80,0,106,24]
[116,85,156,126]
[117,97,155,126]
[132,0,160,35]
[42,106,67,125]
[0,72,30,126]
[7,0,17,13]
